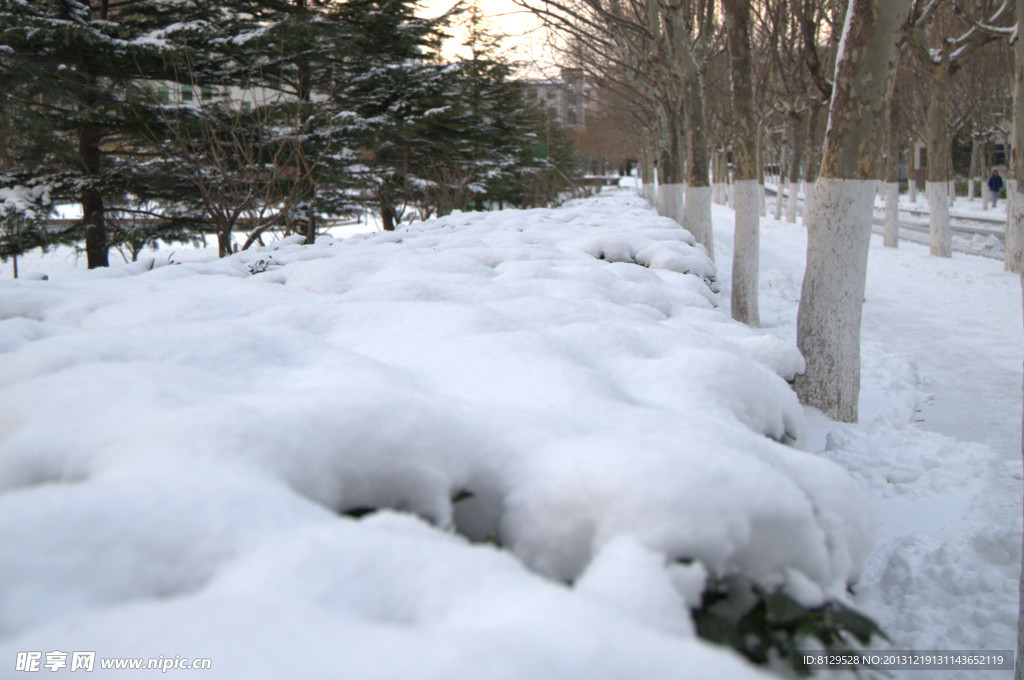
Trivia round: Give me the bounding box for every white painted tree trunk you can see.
[1017,271,1024,680]
[1007,180,1024,272]
[949,180,956,207]
[797,179,876,421]
[803,180,816,211]
[643,182,657,205]
[883,181,899,247]
[969,178,977,201]
[759,183,766,217]
[1010,6,1024,674]
[926,62,953,257]
[731,180,760,326]
[684,185,714,263]
[984,182,991,210]
[723,0,760,326]
[795,0,912,423]
[656,183,684,226]
[786,182,800,223]
[927,181,953,257]
[774,180,786,221]
[909,177,918,202]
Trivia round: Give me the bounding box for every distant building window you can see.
[157,87,169,103]
[993,144,1007,166]
[181,86,193,102]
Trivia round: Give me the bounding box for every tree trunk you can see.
[711,151,723,204]
[756,124,767,217]
[217,226,233,258]
[786,111,804,223]
[969,138,980,201]
[1012,5,1024,664]
[804,100,825,211]
[655,107,684,226]
[78,128,108,269]
[795,0,912,423]
[682,56,714,259]
[724,0,759,326]
[381,202,396,231]
[775,141,788,221]
[926,61,954,257]
[908,137,918,202]
[884,93,900,248]
[304,197,317,245]
[640,145,656,205]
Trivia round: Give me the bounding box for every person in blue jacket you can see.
[987,169,1003,207]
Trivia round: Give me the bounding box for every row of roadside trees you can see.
[524,4,1024,672]
[0,0,581,269]
[517,0,1015,422]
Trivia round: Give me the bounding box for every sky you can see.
[418,0,556,75]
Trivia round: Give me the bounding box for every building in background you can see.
[520,67,587,130]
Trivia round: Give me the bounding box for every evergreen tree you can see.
[402,0,581,217]
[0,0,238,267]
[328,0,456,229]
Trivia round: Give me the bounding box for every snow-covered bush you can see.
[0,190,877,677]
[0,176,59,261]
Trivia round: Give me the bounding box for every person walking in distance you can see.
[987,169,1003,208]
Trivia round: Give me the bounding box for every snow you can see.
[0,182,55,221]
[0,185,1021,678]
[712,181,1022,679]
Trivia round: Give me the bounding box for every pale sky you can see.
[418,0,556,76]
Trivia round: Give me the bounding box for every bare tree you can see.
[149,89,326,257]
[723,0,759,325]
[883,86,902,248]
[908,0,1005,257]
[516,0,720,256]
[1008,2,1024,675]
[794,0,915,422]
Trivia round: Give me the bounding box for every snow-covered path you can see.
[861,247,1021,460]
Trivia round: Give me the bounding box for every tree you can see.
[146,87,330,257]
[908,0,1004,257]
[794,0,915,422]
[0,0,244,268]
[1001,0,1024,671]
[723,0,759,325]
[516,0,720,256]
[414,1,580,216]
[328,0,454,230]
[883,84,902,248]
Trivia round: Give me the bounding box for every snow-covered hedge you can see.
[0,190,873,677]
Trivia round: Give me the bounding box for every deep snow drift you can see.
[0,187,1020,678]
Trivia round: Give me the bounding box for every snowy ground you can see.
[716,186,1023,679]
[0,186,1021,678]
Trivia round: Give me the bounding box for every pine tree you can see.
[0,0,235,267]
[414,1,580,215]
[327,0,456,229]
